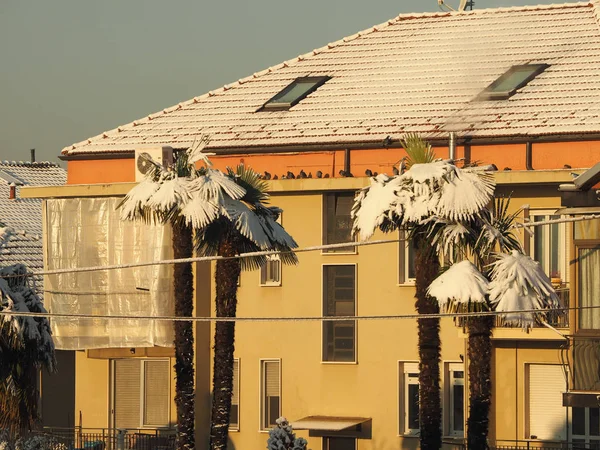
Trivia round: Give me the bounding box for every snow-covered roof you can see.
[64,1,600,156]
[0,161,66,293]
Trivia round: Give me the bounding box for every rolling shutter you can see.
[529,364,567,440]
[143,360,170,427]
[265,361,280,397]
[232,360,240,405]
[114,359,141,429]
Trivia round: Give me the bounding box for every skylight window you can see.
[478,64,549,100]
[259,76,330,111]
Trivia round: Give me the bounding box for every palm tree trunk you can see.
[414,237,442,450]
[209,234,242,450]
[467,316,493,450]
[172,222,195,450]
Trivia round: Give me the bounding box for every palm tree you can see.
[0,263,56,435]
[120,145,298,450]
[428,200,561,450]
[352,134,495,450]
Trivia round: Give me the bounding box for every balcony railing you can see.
[456,284,570,330]
[20,427,177,450]
[492,440,598,450]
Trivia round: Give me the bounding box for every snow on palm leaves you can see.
[428,253,562,329]
[0,265,55,373]
[352,157,495,241]
[119,144,298,267]
[428,261,489,312]
[489,251,562,329]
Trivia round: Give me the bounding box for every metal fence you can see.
[30,427,176,450]
[492,440,599,450]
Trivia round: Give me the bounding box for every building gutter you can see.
[58,133,600,160]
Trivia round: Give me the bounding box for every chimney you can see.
[9,183,16,200]
[30,148,35,163]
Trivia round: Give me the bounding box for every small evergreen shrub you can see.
[266,417,308,450]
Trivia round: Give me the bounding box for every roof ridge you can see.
[0,160,61,168]
[62,0,596,155]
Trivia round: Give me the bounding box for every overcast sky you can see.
[0,0,560,163]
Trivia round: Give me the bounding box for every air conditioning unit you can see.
[134,146,174,182]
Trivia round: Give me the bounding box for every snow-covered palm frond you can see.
[147,178,194,213]
[223,199,272,249]
[180,196,223,229]
[434,167,495,222]
[428,221,474,259]
[428,260,489,312]
[118,179,160,221]
[489,251,561,330]
[352,158,494,240]
[0,265,55,371]
[188,169,246,203]
[352,174,404,240]
[187,135,214,166]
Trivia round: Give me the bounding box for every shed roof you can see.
[64,2,600,156]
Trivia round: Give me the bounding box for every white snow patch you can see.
[428,260,489,311]
[489,250,561,329]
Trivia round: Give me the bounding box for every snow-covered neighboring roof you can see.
[64,1,600,156]
[0,161,66,294]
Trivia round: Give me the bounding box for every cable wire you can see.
[0,303,596,323]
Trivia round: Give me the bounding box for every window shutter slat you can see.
[232,360,239,404]
[265,361,279,397]
[114,360,141,429]
[143,360,170,427]
[529,364,567,440]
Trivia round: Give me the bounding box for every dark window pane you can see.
[268,396,280,427]
[454,371,464,379]
[326,437,356,450]
[229,404,239,427]
[573,407,586,435]
[453,384,464,432]
[408,383,419,430]
[407,240,416,279]
[324,193,355,253]
[323,321,355,362]
[591,408,600,436]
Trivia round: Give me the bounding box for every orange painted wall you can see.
[67,159,135,184]
[65,141,600,184]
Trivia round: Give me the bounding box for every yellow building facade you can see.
[25,169,580,450]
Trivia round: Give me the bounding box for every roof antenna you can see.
[438,0,474,11]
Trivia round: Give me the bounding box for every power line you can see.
[0,303,587,323]
[1,213,598,279]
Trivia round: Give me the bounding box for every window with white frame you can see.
[399,230,416,284]
[448,363,465,436]
[530,211,567,283]
[323,437,356,450]
[113,359,170,429]
[260,255,281,286]
[260,359,281,430]
[572,407,600,448]
[527,364,567,440]
[230,359,240,430]
[323,192,355,253]
[323,265,356,362]
[399,362,420,435]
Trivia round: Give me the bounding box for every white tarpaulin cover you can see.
[45,197,174,350]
